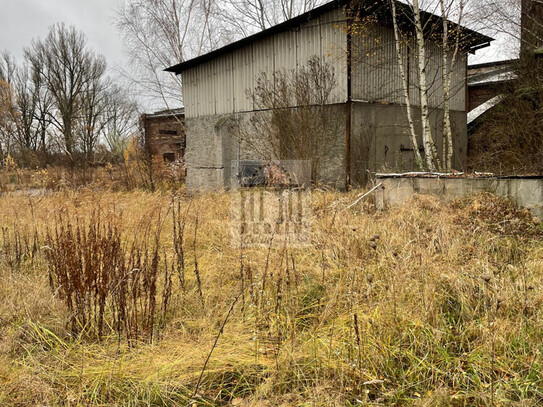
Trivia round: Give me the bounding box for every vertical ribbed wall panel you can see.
[425,41,444,110]
[449,53,467,112]
[252,36,275,111]
[214,54,234,115]
[320,8,347,103]
[274,30,298,73]
[409,43,421,108]
[352,24,403,104]
[182,68,196,117]
[232,45,254,113]
[297,20,322,66]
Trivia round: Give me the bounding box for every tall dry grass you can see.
[0,189,542,406]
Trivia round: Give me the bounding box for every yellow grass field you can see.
[1,188,542,406]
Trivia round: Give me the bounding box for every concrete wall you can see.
[185,104,346,191]
[351,103,467,186]
[185,102,468,191]
[376,176,543,218]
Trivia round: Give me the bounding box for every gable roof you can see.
[165,0,493,75]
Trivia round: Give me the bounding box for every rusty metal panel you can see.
[351,24,403,104]
[214,54,234,114]
[320,8,347,103]
[232,45,254,113]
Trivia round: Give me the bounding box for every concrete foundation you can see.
[376,175,543,218]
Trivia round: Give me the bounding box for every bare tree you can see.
[242,56,342,183]
[0,52,18,162]
[115,0,332,109]
[25,23,107,160]
[101,85,139,162]
[221,0,325,34]
[115,0,232,108]
[476,0,543,56]
[77,76,110,164]
[11,62,53,165]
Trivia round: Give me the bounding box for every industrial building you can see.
[166,0,492,190]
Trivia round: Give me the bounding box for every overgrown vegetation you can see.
[0,187,542,406]
[469,57,543,174]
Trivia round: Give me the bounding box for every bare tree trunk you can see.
[441,0,466,172]
[390,0,423,169]
[413,0,439,172]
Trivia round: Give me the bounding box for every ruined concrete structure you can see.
[376,174,543,219]
[166,0,491,191]
[141,108,186,162]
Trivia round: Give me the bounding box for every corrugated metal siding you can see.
[252,36,275,109]
[351,24,403,104]
[232,46,254,113]
[320,8,347,104]
[182,8,347,117]
[298,19,322,67]
[214,54,234,114]
[426,41,444,109]
[182,68,197,117]
[408,43,466,111]
[274,30,298,73]
[449,53,467,112]
[181,8,466,116]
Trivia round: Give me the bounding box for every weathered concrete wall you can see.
[186,103,468,191]
[351,103,467,186]
[185,105,346,191]
[376,176,543,218]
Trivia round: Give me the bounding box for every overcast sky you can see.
[1,0,125,71]
[0,0,512,98]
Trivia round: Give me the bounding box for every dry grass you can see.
[0,188,542,406]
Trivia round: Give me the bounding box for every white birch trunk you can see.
[413,0,439,172]
[440,0,465,172]
[390,0,423,168]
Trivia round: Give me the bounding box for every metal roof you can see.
[165,0,493,75]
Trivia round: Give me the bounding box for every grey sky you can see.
[1,0,125,70]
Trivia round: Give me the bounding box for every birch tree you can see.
[385,0,473,171]
[440,0,467,171]
[390,0,423,168]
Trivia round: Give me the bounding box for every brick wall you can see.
[141,113,186,162]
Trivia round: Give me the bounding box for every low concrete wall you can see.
[376,176,543,218]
